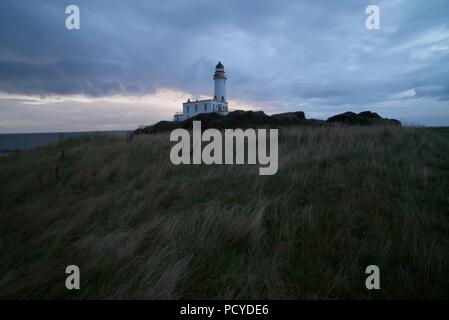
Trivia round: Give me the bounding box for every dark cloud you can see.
[0,0,449,128]
[415,85,449,101]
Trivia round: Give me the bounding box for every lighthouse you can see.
[213,62,227,101]
[173,62,229,121]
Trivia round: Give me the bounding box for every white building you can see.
[173,62,229,121]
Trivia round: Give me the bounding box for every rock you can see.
[326,111,401,126]
[271,111,306,124]
[136,110,283,134]
[135,121,177,134]
[223,110,279,128]
[135,110,401,135]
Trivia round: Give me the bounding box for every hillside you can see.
[135,110,401,134]
[0,125,448,299]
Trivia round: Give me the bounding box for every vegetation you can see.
[0,125,448,299]
[431,127,449,142]
[135,110,401,134]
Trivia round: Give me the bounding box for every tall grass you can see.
[0,126,448,299]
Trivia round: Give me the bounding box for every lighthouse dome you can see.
[216,62,224,70]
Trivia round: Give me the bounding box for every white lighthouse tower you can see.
[213,61,227,101]
[173,62,229,121]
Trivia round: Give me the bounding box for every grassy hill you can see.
[0,125,449,299]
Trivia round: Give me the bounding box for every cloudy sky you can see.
[0,0,448,133]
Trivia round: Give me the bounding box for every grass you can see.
[0,125,449,299]
[431,127,449,142]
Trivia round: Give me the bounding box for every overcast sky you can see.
[0,0,448,133]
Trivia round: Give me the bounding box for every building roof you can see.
[216,61,224,70]
[183,98,227,104]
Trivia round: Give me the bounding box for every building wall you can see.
[214,78,226,101]
[174,100,228,121]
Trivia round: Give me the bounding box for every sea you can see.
[0,130,132,156]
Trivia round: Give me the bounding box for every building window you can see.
[204,104,207,111]
[186,105,189,113]
[195,105,198,112]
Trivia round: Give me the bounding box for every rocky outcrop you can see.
[135,110,401,134]
[326,111,402,126]
[271,111,305,123]
[135,110,315,134]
